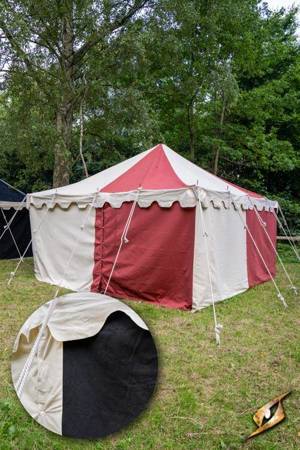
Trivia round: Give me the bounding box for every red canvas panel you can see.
[101,144,186,192]
[92,202,195,310]
[246,210,277,287]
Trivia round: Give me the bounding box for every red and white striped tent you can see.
[28,144,278,311]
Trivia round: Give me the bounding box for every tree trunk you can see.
[79,99,89,178]
[213,95,226,175]
[213,145,219,175]
[53,103,73,187]
[53,1,74,187]
[188,102,195,161]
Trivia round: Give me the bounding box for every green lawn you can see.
[0,244,299,449]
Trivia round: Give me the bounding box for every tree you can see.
[141,0,267,162]
[0,0,152,186]
[0,0,299,232]
[216,3,300,193]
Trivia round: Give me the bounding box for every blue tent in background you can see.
[0,179,32,259]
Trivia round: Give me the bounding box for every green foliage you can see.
[0,0,299,226]
[0,255,300,449]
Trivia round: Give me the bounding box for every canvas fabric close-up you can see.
[11,293,158,438]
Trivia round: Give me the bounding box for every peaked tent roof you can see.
[101,144,186,192]
[29,144,277,210]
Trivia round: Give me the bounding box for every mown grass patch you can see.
[0,244,299,449]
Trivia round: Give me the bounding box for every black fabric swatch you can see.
[62,311,158,439]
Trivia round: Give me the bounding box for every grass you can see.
[0,243,299,449]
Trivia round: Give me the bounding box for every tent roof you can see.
[0,179,26,210]
[0,179,25,202]
[29,144,277,210]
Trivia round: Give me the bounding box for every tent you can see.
[27,144,279,311]
[0,179,32,259]
[12,292,158,437]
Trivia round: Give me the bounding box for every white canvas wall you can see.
[30,205,95,291]
[31,202,250,307]
[192,205,249,309]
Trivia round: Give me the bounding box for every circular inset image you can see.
[11,292,158,438]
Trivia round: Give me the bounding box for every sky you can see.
[265,0,299,31]
[266,0,299,9]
